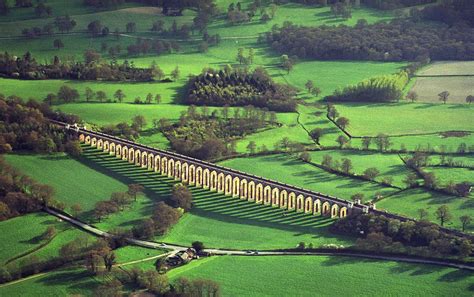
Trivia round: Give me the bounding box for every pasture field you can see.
[79,147,353,249]
[376,188,473,231]
[424,167,474,187]
[336,103,474,136]
[4,153,128,212]
[419,61,474,76]
[0,213,57,264]
[220,154,397,200]
[0,267,99,296]
[169,256,474,297]
[350,133,474,153]
[410,77,474,103]
[280,61,406,101]
[114,246,165,265]
[307,150,411,189]
[427,155,474,167]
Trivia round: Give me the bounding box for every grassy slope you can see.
[0,213,55,264]
[169,256,474,297]
[307,150,411,189]
[220,154,397,200]
[337,103,474,136]
[377,188,473,231]
[79,147,354,249]
[4,153,128,212]
[0,267,99,297]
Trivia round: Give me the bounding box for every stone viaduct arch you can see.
[75,130,359,220]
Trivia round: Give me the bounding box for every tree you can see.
[328,105,339,120]
[103,252,116,272]
[458,239,473,259]
[96,91,107,103]
[300,151,311,162]
[71,203,82,217]
[170,183,193,211]
[361,137,371,150]
[309,128,323,144]
[460,215,471,232]
[341,158,353,174]
[260,12,270,22]
[85,87,94,102]
[171,66,180,81]
[335,117,349,130]
[404,172,418,188]
[57,85,79,103]
[248,48,255,64]
[146,93,153,104]
[110,192,131,210]
[246,141,256,154]
[336,135,348,148]
[155,94,161,104]
[351,193,364,203]
[65,140,83,157]
[132,115,146,131]
[305,80,314,93]
[406,91,418,103]
[128,184,144,201]
[126,22,136,33]
[138,270,169,295]
[418,208,429,221]
[44,93,56,105]
[199,41,209,53]
[374,133,391,151]
[192,241,205,253]
[152,202,181,234]
[53,39,64,50]
[363,167,380,180]
[311,87,321,97]
[114,89,125,103]
[0,0,10,15]
[435,205,452,226]
[466,95,474,104]
[321,154,333,168]
[269,3,278,18]
[87,20,102,37]
[84,49,101,64]
[438,91,449,104]
[281,56,293,74]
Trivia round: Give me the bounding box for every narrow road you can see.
[44,208,474,271]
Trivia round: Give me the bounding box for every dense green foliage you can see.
[185,67,297,112]
[265,20,474,61]
[0,51,156,81]
[418,0,474,27]
[325,71,409,102]
[162,105,275,159]
[332,213,473,258]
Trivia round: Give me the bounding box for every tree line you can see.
[263,20,474,62]
[331,213,473,259]
[161,105,277,160]
[416,0,474,27]
[325,71,409,102]
[185,66,297,112]
[0,51,159,81]
[0,95,81,154]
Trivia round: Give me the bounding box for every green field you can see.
[4,153,128,212]
[337,103,474,136]
[424,167,474,187]
[0,213,57,264]
[169,256,474,297]
[220,154,397,201]
[307,150,411,189]
[0,267,99,297]
[377,188,473,231]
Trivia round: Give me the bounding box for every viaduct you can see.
[55,121,375,219]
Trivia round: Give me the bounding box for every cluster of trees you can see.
[0,95,81,154]
[20,15,76,39]
[101,115,148,140]
[226,1,278,25]
[185,66,297,112]
[83,0,125,9]
[264,20,474,61]
[126,38,180,57]
[404,153,472,197]
[162,105,276,160]
[0,51,157,81]
[94,191,135,222]
[364,0,435,10]
[0,157,64,221]
[325,72,409,102]
[417,0,474,27]
[331,213,473,258]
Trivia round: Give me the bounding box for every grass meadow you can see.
[410,77,474,103]
[168,255,474,297]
